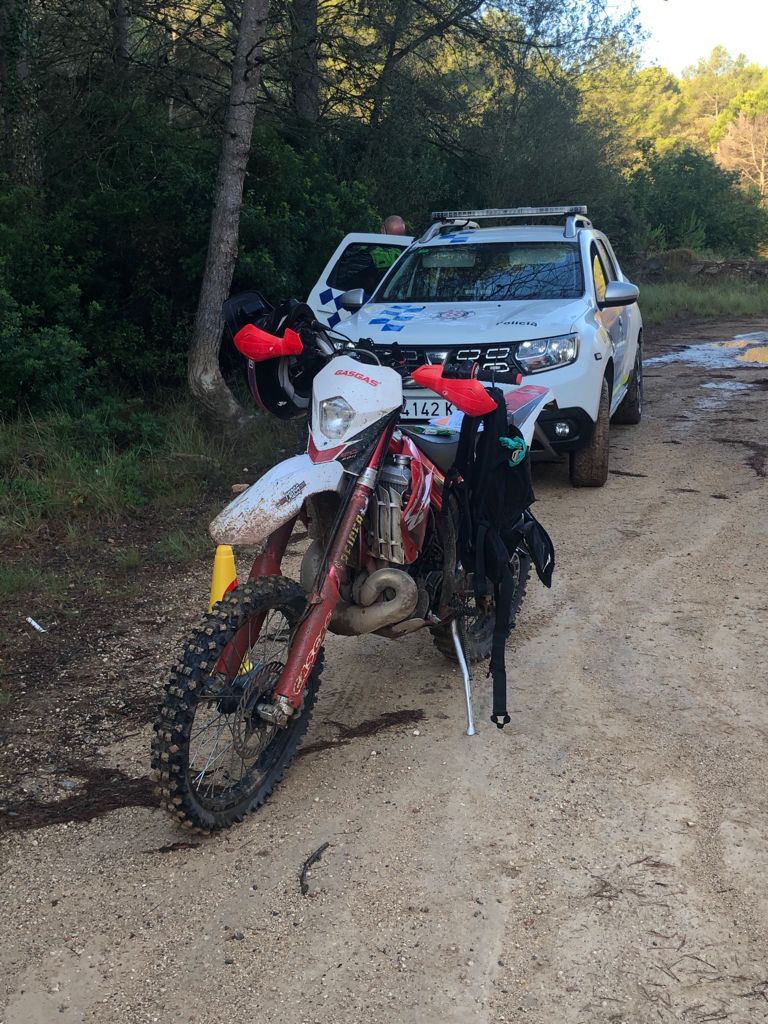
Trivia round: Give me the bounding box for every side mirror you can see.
[338,288,365,312]
[599,281,639,309]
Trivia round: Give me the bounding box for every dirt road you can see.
[2,320,767,1024]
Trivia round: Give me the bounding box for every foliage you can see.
[579,42,684,169]
[629,147,768,255]
[676,47,764,150]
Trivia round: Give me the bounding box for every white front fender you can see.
[210,453,345,546]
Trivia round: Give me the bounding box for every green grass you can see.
[0,564,64,597]
[116,546,142,571]
[154,528,212,564]
[640,280,768,325]
[0,397,298,544]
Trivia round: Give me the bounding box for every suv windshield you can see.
[377,241,583,303]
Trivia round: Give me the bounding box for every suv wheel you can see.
[569,378,610,487]
[612,342,643,425]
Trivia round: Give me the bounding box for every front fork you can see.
[262,427,394,725]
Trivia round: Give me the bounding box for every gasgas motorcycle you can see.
[151,298,554,832]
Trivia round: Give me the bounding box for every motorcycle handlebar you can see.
[474,368,524,386]
[441,358,524,386]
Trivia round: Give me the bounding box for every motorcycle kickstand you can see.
[450,618,476,737]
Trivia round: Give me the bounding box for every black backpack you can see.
[447,387,555,728]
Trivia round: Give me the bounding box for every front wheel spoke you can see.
[257,610,282,666]
[194,736,236,791]
[192,711,230,782]
[190,705,231,744]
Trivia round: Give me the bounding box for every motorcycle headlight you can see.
[318,396,355,438]
[515,334,579,373]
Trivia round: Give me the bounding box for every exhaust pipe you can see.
[300,542,418,636]
[331,568,419,636]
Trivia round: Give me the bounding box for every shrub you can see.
[0,289,86,417]
[631,147,768,255]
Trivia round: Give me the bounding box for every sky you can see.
[617,0,768,76]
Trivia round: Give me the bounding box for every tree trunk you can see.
[290,0,320,124]
[110,0,130,63]
[0,0,42,188]
[187,0,268,426]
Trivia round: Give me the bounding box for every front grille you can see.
[376,345,519,376]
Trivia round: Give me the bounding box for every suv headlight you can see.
[318,396,355,438]
[515,334,579,373]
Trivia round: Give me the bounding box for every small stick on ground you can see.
[300,841,330,895]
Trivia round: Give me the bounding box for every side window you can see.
[591,244,608,304]
[596,239,618,283]
[327,243,405,296]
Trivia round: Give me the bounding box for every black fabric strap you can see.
[486,529,513,728]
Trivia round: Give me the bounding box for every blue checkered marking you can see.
[447,234,470,244]
[368,304,425,331]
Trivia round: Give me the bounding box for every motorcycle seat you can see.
[400,426,459,473]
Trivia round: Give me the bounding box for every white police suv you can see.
[307,207,642,487]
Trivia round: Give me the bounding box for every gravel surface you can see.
[1,319,767,1024]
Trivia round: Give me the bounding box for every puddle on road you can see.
[701,381,754,392]
[696,379,758,409]
[647,331,768,370]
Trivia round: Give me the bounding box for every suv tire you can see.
[613,342,643,425]
[569,378,610,487]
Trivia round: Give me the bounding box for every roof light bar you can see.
[431,206,588,221]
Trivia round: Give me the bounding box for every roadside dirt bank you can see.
[1,318,767,1024]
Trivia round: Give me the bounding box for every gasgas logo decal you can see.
[335,368,379,387]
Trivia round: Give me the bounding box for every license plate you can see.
[401,394,455,421]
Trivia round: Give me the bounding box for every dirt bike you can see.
[151,300,554,832]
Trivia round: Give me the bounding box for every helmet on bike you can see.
[224,293,317,420]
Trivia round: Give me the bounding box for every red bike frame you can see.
[271,424,396,709]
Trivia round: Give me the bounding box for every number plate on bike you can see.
[401,391,455,421]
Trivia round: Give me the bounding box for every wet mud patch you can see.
[715,438,768,478]
[0,762,154,832]
[298,708,425,759]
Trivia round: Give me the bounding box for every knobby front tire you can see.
[151,577,322,832]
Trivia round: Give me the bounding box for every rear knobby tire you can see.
[569,377,610,487]
[151,576,321,833]
[612,342,643,425]
[431,552,531,662]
